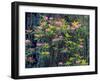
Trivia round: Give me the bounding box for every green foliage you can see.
[65,61,72,66]
[41,52,50,55]
[25,50,32,56]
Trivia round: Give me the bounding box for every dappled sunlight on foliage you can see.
[25,13,89,68]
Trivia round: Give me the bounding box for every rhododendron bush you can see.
[25,13,89,68]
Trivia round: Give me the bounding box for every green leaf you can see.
[65,61,72,65]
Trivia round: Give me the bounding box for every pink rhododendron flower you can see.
[44,16,48,20]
